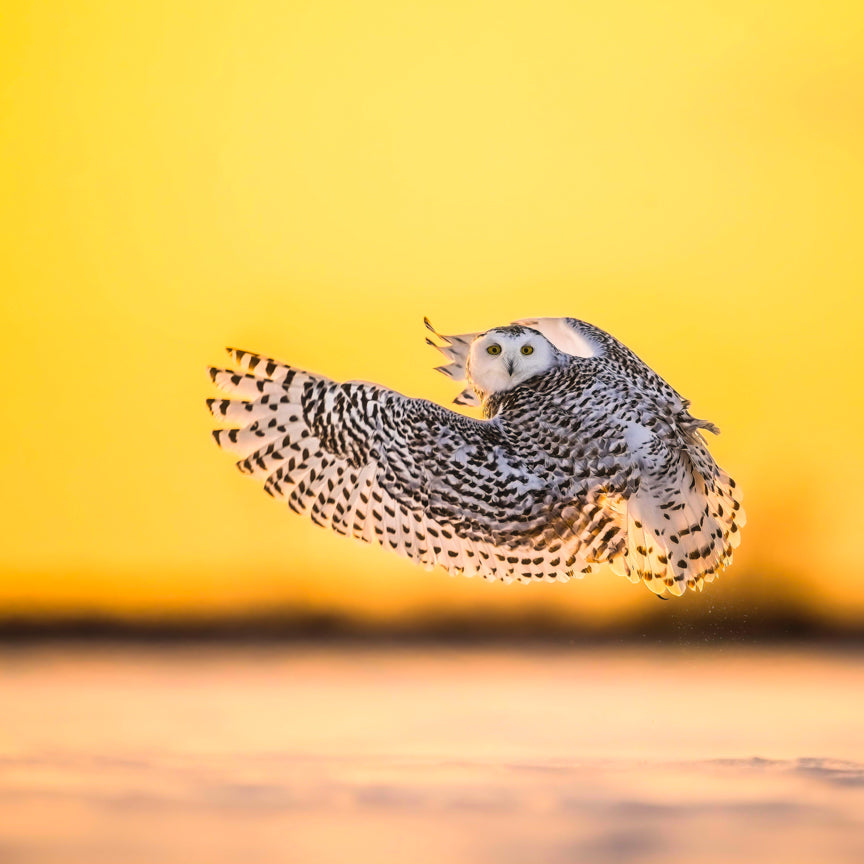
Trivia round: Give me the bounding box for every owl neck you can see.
[480,359,587,419]
[481,384,532,419]
[481,394,502,419]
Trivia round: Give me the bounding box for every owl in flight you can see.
[207,317,744,596]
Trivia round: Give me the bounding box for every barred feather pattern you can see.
[208,318,744,596]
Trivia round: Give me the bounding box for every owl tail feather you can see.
[610,458,744,597]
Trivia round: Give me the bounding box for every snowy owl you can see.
[207,316,744,596]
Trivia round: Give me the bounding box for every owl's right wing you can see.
[423,317,483,407]
[207,349,605,584]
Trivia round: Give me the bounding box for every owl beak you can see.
[506,358,515,375]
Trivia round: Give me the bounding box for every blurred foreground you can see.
[1,645,862,863]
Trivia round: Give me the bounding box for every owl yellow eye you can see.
[486,344,501,355]
[521,344,534,355]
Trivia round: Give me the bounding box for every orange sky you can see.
[2,0,863,623]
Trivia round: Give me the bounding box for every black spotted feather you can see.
[207,316,744,596]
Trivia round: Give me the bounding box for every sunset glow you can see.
[2,1,863,622]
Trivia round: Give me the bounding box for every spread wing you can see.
[480,366,744,597]
[207,349,631,584]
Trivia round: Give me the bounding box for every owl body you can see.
[207,317,744,596]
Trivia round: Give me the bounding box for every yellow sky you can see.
[1,0,863,623]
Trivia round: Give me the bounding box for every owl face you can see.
[466,326,561,399]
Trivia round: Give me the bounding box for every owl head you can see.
[466,325,564,402]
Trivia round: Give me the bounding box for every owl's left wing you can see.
[207,349,599,584]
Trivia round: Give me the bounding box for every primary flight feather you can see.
[207,316,744,596]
